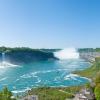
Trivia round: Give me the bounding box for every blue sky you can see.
[0,0,100,48]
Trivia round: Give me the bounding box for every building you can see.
[21,95,38,100]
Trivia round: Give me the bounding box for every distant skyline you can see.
[0,0,100,48]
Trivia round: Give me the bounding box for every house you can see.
[74,88,94,100]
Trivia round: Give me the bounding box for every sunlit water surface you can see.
[0,59,90,93]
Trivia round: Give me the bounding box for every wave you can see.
[12,87,31,94]
[20,69,69,79]
[0,77,7,82]
[64,73,91,81]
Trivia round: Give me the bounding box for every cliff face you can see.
[79,51,100,62]
[0,47,58,64]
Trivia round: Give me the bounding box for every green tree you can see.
[95,73,100,85]
[94,84,100,100]
[0,87,15,100]
[85,83,91,89]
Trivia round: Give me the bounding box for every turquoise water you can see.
[0,59,90,93]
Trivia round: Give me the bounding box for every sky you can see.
[0,0,100,48]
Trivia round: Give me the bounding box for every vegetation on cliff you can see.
[94,73,100,100]
[0,47,58,64]
[78,48,100,52]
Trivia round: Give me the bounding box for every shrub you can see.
[0,87,16,100]
[94,84,100,100]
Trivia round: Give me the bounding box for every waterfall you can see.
[54,48,79,60]
[0,52,18,68]
[2,52,5,63]
[1,52,8,67]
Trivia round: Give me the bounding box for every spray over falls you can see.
[54,48,79,60]
[0,52,17,68]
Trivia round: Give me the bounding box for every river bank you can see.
[74,57,100,79]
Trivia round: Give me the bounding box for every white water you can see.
[54,48,79,60]
[0,52,18,68]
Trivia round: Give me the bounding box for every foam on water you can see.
[12,87,31,94]
[0,61,19,68]
[0,77,7,82]
[64,74,91,82]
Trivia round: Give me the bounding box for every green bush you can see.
[94,84,100,100]
[0,87,16,100]
[95,73,100,85]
